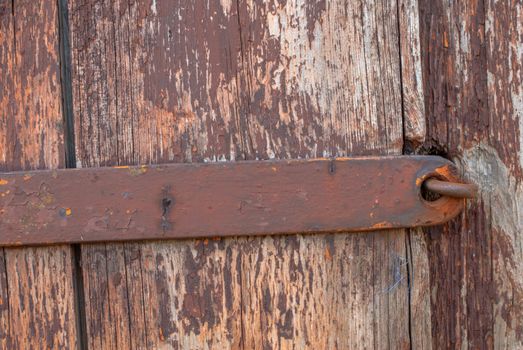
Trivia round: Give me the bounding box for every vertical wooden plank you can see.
[236,0,409,348]
[121,243,148,349]
[240,230,410,349]
[68,1,245,348]
[419,1,492,347]
[0,248,8,349]
[235,0,404,158]
[406,228,432,350]
[139,239,243,349]
[0,1,64,171]
[485,1,523,347]
[419,0,523,348]
[0,1,77,348]
[70,0,245,167]
[68,0,412,349]
[398,0,432,348]
[4,247,77,349]
[82,243,132,349]
[0,2,13,346]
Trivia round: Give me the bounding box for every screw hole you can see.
[162,198,172,209]
[162,197,173,216]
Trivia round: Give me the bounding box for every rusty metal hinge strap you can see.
[0,156,475,247]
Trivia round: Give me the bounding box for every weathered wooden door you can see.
[1,0,521,349]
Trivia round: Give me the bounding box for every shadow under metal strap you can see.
[0,156,477,246]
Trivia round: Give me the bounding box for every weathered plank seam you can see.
[397,0,423,347]
[405,231,414,350]
[58,0,76,168]
[10,0,15,60]
[57,0,87,349]
[1,3,14,342]
[136,245,149,348]
[398,0,426,149]
[1,247,11,346]
[102,243,114,347]
[374,0,389,151]
[396,0,407,153]
[124,0,136,164]
[110,3,140,347]
[235,2,248,347]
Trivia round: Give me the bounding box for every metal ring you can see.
[422,178,478,199]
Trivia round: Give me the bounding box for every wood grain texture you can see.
[406,228,432,350]
[398,0,426,146]
[419,0,523,348]
[398,1,432,348]
[241,231,410,349]
[0,1,77,349]
[69,1,245,348]
[67,0,417,348]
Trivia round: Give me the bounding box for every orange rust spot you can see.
[324,247,332,260]
[416,177,423,186]
[204,238,209,245]
[372,221,391,229]
[271,167,277,172]
[0,179,8,185]
[114,165,130,169]
[434,165,453,179]
[443,31,449,48]
[23,174,32,181]
[65,208,72,216]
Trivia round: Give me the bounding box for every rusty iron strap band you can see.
[0,156,472,247]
